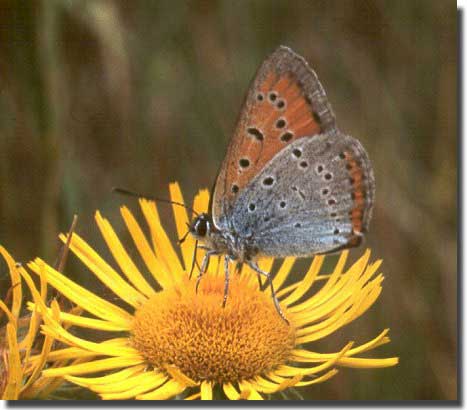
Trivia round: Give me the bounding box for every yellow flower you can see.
[0,247,61,399]
[28,183,398,400]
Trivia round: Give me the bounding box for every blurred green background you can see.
[0,0,456,401]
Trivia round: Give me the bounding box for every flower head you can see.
[28,183,398,400]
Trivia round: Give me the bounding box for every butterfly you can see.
[188,46,375,323]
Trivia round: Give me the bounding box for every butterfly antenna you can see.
[113,187,199,217]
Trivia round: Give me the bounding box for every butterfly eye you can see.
[194,218,208,237]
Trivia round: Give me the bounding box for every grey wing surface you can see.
[229,131,375,257]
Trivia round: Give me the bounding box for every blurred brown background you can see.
[0,0,457,400]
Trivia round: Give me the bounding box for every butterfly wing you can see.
[230,131,375,257]
[212,46,336,227]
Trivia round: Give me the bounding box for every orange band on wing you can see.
[344,152,367,234]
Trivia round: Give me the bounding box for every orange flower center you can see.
[131,274,295,383]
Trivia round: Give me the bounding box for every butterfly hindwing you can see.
[229,131,375,257]
[212,46,337,227]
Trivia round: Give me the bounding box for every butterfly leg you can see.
[247,261,289,325]
[188,240,198,280]
[189,243,214,279]
[196,249,220,294]
[256,274,264,291]
[222,255,231,307]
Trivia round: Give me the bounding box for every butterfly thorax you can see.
[189,213,258,262]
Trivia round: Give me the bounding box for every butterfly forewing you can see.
[212,46,337,226]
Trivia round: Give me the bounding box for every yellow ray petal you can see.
[0,299,15,323]
[294,369,339,386]
[295,269,382,340]
[269,373,303,392]
[27,260,132,327]
[95,211,155,298]
[29,347,97,363]
[291,329,391,363]
[21,301,59,395]
[328,357,399,368]
[20,266,136,356]
[185,392,201,400]
[252,374,302,394]
[291,265,368,326]
[27,302,129,332]
[272,257,296,291]
[100,375,168,400]
[238,380,263,400]
[273,342,353,377]
[223,382,241,400]
[258,256,274,275]
[136,379,186,400]
[289,251,350,313]
[28,338,132,366]
[295,287,370,344]
[2,323,21,400]
[65,365,146,386]
[18,307,39,359]
[169,182,195,270]
[26,358,89,399]
[40,321,138,358]
[86,371,166,394]
[290,253,359,315]
[58,232,145,309]
[139,199,184,280]
[249,376,280,394]
[43,356,145,377]
[121,206,172,289]
[164,365,198,387]
[19,261,47,358]
[0,246,22,321]
[281,255,324,307]
[200,380,213,400]
[192,189,210,215]
[276,281,300,299]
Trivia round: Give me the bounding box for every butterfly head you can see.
[189,213,214,240]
